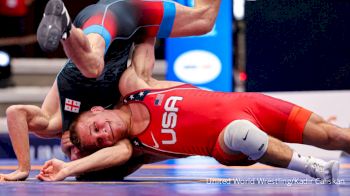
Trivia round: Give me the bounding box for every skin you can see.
[0,0,222,181]
[37,37,350,181]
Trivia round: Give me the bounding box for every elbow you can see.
[115,141,133,166]
[196,7,218,35]
[202,17,216,34]
[6,105,26,129]
[105,140,133,168]
[193,18,216,36]
[6,105,25,118]
[120,142,133,163]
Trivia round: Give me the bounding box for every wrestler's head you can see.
[69,106,128,151]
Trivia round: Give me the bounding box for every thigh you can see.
[211,130,256,166]
[73,4,107,28]
[250,94,312,143]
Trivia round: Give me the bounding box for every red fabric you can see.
[285,106,312,143]
[211,140,252,166]
[127,85,311,159]
[82,11,117,38]
[0,0,27,16]
[137,1,164,37]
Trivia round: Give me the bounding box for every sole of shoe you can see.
[37,0,65,52]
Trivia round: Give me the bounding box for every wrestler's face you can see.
[76,107,127,151]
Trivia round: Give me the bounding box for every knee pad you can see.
[224,120,269,160]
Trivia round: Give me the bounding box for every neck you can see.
[113,105,132,138]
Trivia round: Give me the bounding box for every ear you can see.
[90,106,104,113]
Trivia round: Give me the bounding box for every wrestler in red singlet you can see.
[123,84,312,165]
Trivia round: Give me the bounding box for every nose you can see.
[95,127,108,138]
[93,128,109,147]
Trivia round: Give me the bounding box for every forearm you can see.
[5,105,54,172]
[6,108,31,171]
[170,0,221,36]
[64,141,132,177]
[131,38,156,80]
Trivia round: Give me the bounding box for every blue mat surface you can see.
[1,157,349,195]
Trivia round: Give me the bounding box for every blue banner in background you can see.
[166,0,233,92]
[0,134,66,161]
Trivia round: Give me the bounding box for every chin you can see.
[104,143,114,148]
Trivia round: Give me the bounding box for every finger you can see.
[40,164,52,173]
[63,142,73,148]
[40,165,49,172]
[42,160,53,168]
[40,172,50,177]
[40,175,54,182]
[36,174,46,181]
[38,170,48,176]
[43,166,53,173]
[1,176,9,181]
[0,174,8,181]
[37,173,51,181]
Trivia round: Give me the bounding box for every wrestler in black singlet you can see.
[57,0,176,131]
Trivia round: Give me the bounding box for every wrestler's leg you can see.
[218,126,292,168]
[257,136,339,182]
[257,137,292,168]
[37,0,110,78]
[220,120,339,181]
[302,113,350,153]
[61,27,105,78]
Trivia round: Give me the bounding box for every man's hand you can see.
[36,158,69,181]
[70,146,91,160]
[61,131,90,160]
[0,169,29,181]
[61,131,73,157]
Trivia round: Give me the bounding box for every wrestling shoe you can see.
[305,157,339,183]
[37,0,72,52]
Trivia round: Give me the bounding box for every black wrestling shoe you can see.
[37,0,72,52]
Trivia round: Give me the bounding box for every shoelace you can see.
[309,162,325,178]
[305,158,326,179]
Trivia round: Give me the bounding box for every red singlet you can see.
[123,84,312,164]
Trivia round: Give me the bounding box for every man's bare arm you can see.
[171,0,221,36]
[37,139,133,181]
[0,82,62,181]
[0,105,61,181]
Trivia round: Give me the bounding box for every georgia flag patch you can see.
[64,98,81,113]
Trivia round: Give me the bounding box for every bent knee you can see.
[223,120,269,160]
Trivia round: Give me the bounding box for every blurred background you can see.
[0,0,349,161]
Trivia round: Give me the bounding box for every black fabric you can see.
[57,0,140,131]
[57,49,129,131]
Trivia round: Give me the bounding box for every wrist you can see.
[18,163,31,173]
[60,163,72,178]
